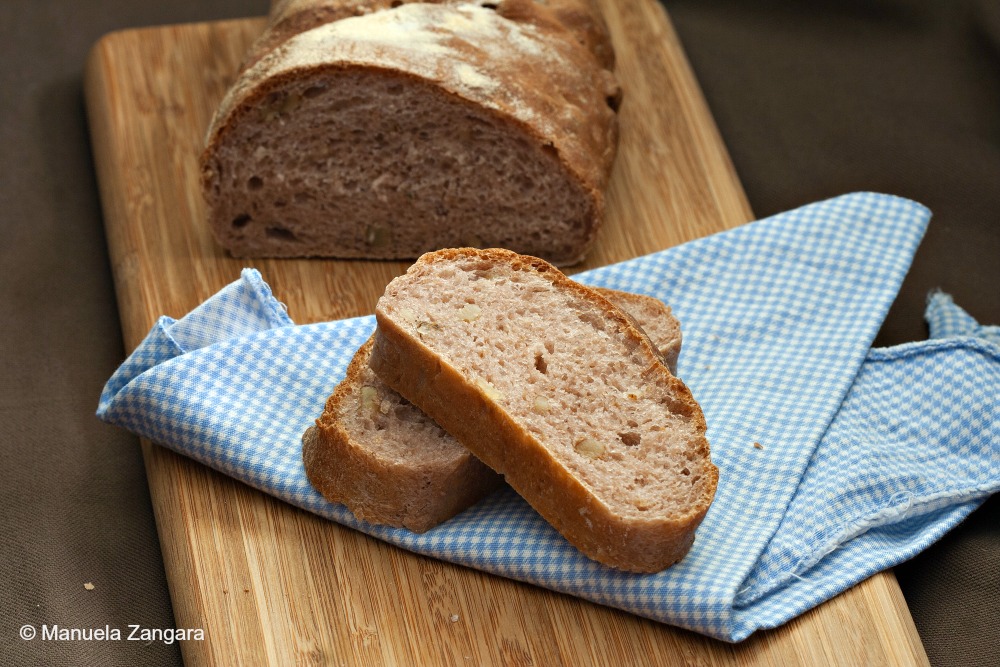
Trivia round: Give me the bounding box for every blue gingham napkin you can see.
[97,193,1000,641]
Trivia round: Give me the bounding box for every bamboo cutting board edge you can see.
[84,5,929,666]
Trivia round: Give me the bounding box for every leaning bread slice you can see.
[599,289,681,374]
[303,337,503,533]
[369,248,717,572]
[303,287,682,533]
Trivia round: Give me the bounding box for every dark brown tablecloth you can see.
[0,1,995,665]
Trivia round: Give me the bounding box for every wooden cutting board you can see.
[84,2,929,665]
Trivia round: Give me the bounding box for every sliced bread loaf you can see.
[200,1,620,265]
[368,248,717,572]
[302,287,682,533]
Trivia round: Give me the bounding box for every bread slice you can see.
[200,1,620,265]
[303,288,681,533]
[303,337,504,533]
[369,248,717,572]
[601,288,682,374]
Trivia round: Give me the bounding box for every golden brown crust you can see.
[493,0,615,69]
[370,248,717,572]
[304,336,502,532]
[245,1,615,74]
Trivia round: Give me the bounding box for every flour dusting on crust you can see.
[216,4,582,139]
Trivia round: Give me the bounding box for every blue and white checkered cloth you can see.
[97,193,1000,641]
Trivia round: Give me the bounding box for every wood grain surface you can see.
[84,2,929,665]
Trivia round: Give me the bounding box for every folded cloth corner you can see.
[96,192,1000,641]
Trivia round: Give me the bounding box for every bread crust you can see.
[247,1,615,73]
[369,248,717,572]
[303,337,502,532]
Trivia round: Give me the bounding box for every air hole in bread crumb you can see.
[390,0,403,6]
[681,467,690,476]
[606,92,623,112]
[247,176,263,191]
[232,214,251,229]
[534,352,547,374]
[265,226,297,241]
[303,85,327,99]
[619,432,641,447]
[482,2,499,9]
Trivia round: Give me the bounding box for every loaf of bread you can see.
[200,0,621,265]
[368,248,717,572]
[302,287,682,533]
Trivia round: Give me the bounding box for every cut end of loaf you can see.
[202,68,597,264]
[372,248,717,571]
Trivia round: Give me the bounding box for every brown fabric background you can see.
[0,1,994,665]
[0,3,269,666]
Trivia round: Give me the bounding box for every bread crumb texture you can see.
[342,357,461,463]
